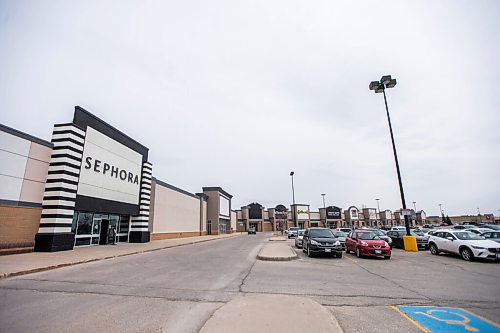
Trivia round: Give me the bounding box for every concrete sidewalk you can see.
[257,240,297,261]
[200,294,343,333]
[0,233,242,279]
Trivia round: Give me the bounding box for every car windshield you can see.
[333,231,346,237]
[309,229,334,238]
[289,228,299,231]
[298,230,305,236]
[357,232,380,240]
[453,232,485,240]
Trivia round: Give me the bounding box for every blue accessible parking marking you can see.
[396,306,500,333]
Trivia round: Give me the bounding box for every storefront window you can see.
[93,214,107,235]
[76,213,93,235]
[119,215,129,234]
[109,215,119,231]
[71,213,78,233]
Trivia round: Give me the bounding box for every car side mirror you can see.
[446,236,454,241]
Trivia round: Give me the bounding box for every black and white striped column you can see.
[34,123,86,252]
[129,161,152,242]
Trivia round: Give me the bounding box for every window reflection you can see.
[76,213,93,235]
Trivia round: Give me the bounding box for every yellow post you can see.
[403,236,418,252]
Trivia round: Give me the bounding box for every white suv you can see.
[428,229,500,261]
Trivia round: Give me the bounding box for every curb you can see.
[256,244,298,261]
[0,234,241,279]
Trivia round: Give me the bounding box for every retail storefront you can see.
[34,107,152,251]
[1,106,235,253]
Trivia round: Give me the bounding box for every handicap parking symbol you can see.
[396,306,500,333]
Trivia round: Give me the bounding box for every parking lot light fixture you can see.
[321,194,326,227]
[369,75,411,236]
[290,171,296,227]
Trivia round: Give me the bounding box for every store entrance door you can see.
[99,219,109,245]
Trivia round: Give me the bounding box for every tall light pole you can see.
[375,198,381,227]
[412,201,417,226]
[321,193,326,227]
[478,207,482,223]
[439,203,443,223]
[369,75,411,236]
[290,171,296,227]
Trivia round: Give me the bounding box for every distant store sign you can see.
[326,206,342,219]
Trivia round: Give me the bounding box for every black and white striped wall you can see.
[129,161,152,242]
[34,123,86,252]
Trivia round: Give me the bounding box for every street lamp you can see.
[439,203,444,224]
[321,193,326,227]
[290,171,296,227]
[369,75,411,236]
[375,198,381,227]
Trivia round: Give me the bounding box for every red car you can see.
[346,230,391,259]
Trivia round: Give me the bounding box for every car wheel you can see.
[460,247,474,261]
[336,252,343,259]
[355,247,362,258]
[429,243,439,255]
[307,245,312,257]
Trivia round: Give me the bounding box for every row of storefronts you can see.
[234,203,428,232]
[0,107,235,253]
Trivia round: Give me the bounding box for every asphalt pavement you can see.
[0,233,498,333]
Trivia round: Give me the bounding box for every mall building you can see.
[234,203,427,232]
[0,107,235,254]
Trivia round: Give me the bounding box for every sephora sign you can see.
[77,127,142,205]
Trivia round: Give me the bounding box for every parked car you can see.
[415,228,433,237]
[428,229,500,261]
[386,230,429,250]
[248,227,256,235]
[465,228,493,235]
[481,231,500,243]
[332,230,347,250]
[287,227,299,238]
[452,225,469,230]
[481,224,500,231]
[345,230,391,259]
[294,229,306,248]
[335,227,352,234]
[302,228,343,258]
[391,226,406,231]
[362,228,392,247]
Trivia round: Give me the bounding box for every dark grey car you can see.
[302,227,343,258]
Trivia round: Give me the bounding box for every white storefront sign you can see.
[77,127,142,205]
[297,205,309,220]
[220,195,230,216]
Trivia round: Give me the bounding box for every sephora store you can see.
[34,107,152,252]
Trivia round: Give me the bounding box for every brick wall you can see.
[0,205,41,248]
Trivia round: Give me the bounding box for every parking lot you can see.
[279,237,500,332]
[1,233,498,333]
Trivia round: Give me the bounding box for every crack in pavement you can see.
[238,259,257,293]
[0,286,228,303]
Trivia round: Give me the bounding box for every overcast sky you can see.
[1,1,499,216]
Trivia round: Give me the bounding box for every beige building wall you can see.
[0,125,52,252]
[151,180,202,239]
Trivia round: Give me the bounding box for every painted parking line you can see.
[392,305,500,333]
